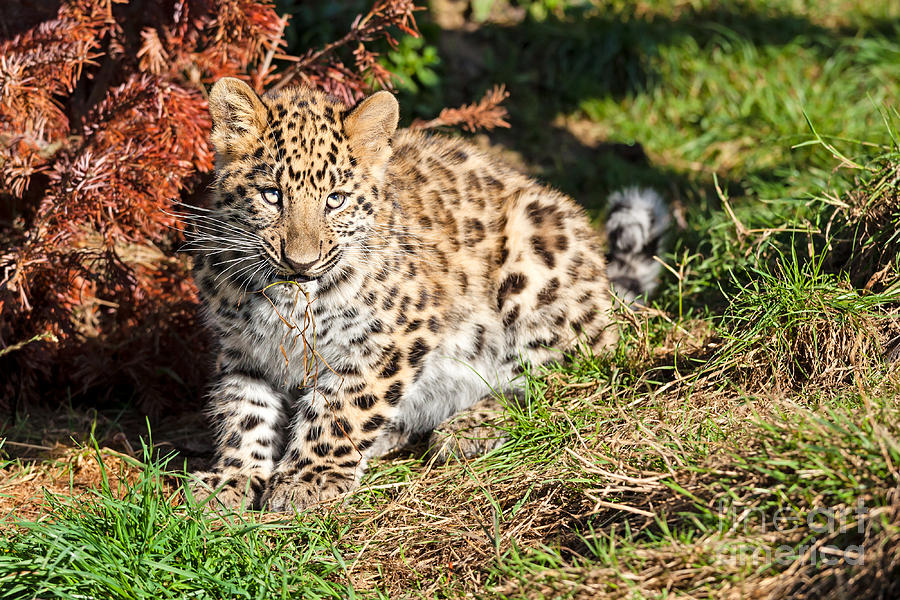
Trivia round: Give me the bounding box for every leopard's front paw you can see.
[189,470,266,512]
[262,469,357,512]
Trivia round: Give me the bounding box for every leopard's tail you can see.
[605,187,671,305]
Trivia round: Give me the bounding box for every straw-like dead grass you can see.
[724,302,896,391]
[327,387,900,599]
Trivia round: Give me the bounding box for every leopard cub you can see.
[189,78,668,511]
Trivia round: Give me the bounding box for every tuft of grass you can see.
[711,244,899,391]
[825,153,900,292]
[0,442,351,599]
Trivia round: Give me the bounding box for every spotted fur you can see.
[189,78,665,512]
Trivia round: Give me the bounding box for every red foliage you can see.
[271,0,422,104]
[411,85,511,133]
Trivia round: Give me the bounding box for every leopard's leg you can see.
[190,353,286,511]
[262,376,402,512]
[427,394,511,464]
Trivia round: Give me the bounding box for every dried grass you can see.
[245,388,893,599]
[728,306,895,390]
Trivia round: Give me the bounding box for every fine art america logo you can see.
[714,499,868,566]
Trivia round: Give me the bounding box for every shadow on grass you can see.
[419,2,896,203]
[0,403,212,473]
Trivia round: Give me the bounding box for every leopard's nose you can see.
[280,238,320,275]
[283,255,317,274]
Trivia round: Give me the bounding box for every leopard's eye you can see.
[259,188,281,206]
[326,192,347,211]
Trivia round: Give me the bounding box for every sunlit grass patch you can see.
[0,443,351,599]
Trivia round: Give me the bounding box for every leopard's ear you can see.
[343,91,399,165]
[208,77,268,158]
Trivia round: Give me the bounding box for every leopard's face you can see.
[204,79,398,284]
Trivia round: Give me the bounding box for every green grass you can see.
[3,0,900,597]
[0,444,354,599]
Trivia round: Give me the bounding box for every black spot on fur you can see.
[531,236,555,268]
[536,277,560,307]
[451,149,467,163]
[384,381,403,406]
[342,381,366,395]
[484,175,503,192]
[497,273,527,310]
[378,347,402,378]
[415,289,429,311]
[354,394,378,410]
[464,218,486,245]
[497,236,509,266]
[458,272,469,293]
[312,443,332,457]
[306,425,322,441]
[502,305,520,328]
[572,306,597,332]
[527,334,559,349]
[334,363,361,377]
[526,201,556,226]
[408,338,430,368]
[362,415,386,432]
[241,414,262,431]
[227,364,269,383]
[299,401,318,422]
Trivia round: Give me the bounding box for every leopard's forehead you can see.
[254,87,356,193]
[261,87,348,141]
